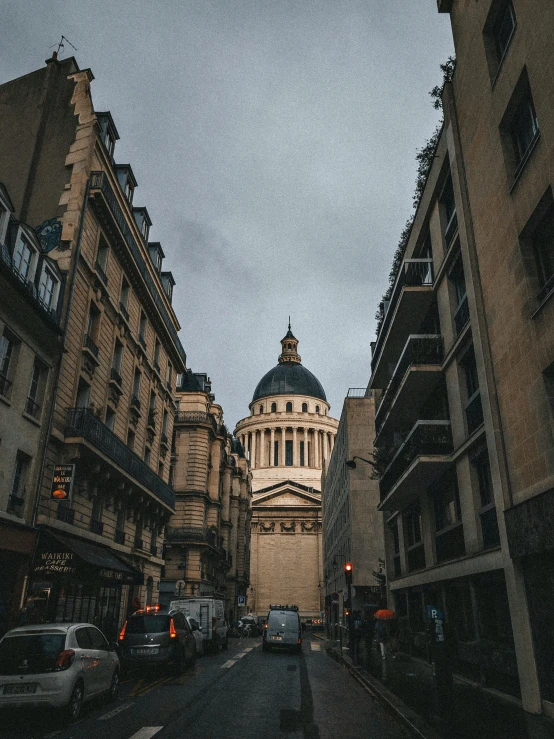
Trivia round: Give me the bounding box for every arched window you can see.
[271,402,277,413]
[302,402,308,413]
[286,402,292,412]
[315,405,320,414]
[259,405,263,414]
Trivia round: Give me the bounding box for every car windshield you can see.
[125,615,170,634]
[0,633,66,676]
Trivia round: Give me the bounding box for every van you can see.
[169,597,228,652]
[263,604,301,653]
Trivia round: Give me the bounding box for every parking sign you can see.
[238,595,246,605]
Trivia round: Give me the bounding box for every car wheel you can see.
[63,681,84,723]
[107,668,119,702]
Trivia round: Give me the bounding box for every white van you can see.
[263,604,301,653]
[169,598,228,652]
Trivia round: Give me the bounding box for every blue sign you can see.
[237,595,246,606]
[426,605,445,621]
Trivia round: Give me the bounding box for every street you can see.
[0,635,410,739]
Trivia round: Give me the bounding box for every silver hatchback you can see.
[0,623,120,722]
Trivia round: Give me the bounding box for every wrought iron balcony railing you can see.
[375,335,444,434]
[379,420,453,500]
[65,408,175,509]
[89,172,186,369]
[83,333,99,359]
[372,258,434,373]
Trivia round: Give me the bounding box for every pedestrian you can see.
[375,617,389,660]
[389,618,400,659]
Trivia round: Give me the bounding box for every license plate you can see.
[3,684,37,695]
[134,648,159,655]
[271,636,283,641]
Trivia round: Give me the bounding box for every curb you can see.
[326,645,443,739]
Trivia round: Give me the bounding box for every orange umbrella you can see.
[375,609,395,620]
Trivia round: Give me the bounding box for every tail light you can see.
[119,622,127,641]
[298,638,302,644]
[55,650,75,671]
[169,618,178,639]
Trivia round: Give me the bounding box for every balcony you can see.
[375,335,444,438]
[371,258,435,388]
[88,172,187,369]
[65,408,175,510]
[83,333,99,360]
[0,243,62,331]
[174,411,218,434]
[378,420,453,511]
[465,390,484,434]
[90,519,104,535]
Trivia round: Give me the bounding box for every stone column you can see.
[270,428,275,466]
[251,430,256,469]
[330,433,335,453]
[292,427,298,467]
[260,429,265,468]
[281,427,286,466]
[303,428,308,467]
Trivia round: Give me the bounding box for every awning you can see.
[32,529,143,585]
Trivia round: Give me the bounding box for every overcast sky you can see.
[2,2,453,431]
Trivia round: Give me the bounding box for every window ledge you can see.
[22,411,41,427]
[510,131,541,193]
[0,393,11,408]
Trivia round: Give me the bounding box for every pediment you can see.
[253,481,321,507]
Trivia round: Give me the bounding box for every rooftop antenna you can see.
[51,35,78,60]
[288,316,291,331]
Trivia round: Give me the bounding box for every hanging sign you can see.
[50,464,75,501]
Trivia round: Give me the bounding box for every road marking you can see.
[310,643,321,651]
[128,728,163,739]
[243,647,254,652]
[221,659,237,668]
[133,676,170,696]
[99,702,133,720]
[235,652,248,658]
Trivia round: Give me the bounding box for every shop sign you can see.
[33,550,77,575]
[50,464,76,501]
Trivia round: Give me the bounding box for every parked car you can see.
[185,616,203,655]
[0,623,119,722]
[263,604,302,653]
[169,598,228,652]
[239,615,259,636]
[118,606,196,674]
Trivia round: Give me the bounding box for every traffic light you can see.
[344,562,353,585]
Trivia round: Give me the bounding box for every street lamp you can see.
[345,455,374,470]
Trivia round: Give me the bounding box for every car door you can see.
[86,627,112,695]
[176,614,194,660]
[74,627,97,695]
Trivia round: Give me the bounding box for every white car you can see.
[186,616,204,655]
[0,623,120,722]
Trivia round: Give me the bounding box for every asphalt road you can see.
[0,635,411,739]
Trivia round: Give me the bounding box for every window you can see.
[300,441,305,467]
[492,2,516,63]
[432,474,465,563]
[158,461,164,478]
[460,346,483,433]
[285,440,293,466]
[273,441,279,466]
[166,361,172,391]
[26,359,45,418]
[111,340,124,384]
[441,174,457,246]
[449,253,469,335]
[472,447,500,548]
[511,93,539,170]
[403,502,425,572]
[148,391,156,426]
[38,264,59,312]
[115,507,126,543]
[154,339,161,370]
[286,401,292,413]
[85,303,100,355]
[12,233,37,281]
[532,204,554,303]
[127,429,135,449]
[0,201,9,242]
[302,403,308,412]
[139,312,147,346]
[315,405,320,414]
[162,409,168,436]
[105,407,116,431]
[95,235,109,282]
[144,446,151,466]
[8,452,29,513]
[259,405,263,414]
[75,379,90,408]
[120,278,130,311]
[389,519,401,577]
[132,368,141,400]
[90,498,103,535]
[501,72,540,181]
[271,402,277,413]
[0,330,16,396]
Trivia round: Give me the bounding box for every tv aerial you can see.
[51,35,78,59]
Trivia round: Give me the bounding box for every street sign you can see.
[237,595,246,605]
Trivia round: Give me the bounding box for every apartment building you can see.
[437,0,554,716]
[322,389,384,628]
[0,56,187,639]
[0,183,64,636]
[162,370,253,620]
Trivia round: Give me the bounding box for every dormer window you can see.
[13,229,38,281]
[133,207,152,243]
[148,243,165,273]
[161,272,175,303]
[115,165,137,205]
[96,112,119,158]
[38,263,60,312]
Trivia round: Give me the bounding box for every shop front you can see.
[0,520,37,637]
[27,528,143,641]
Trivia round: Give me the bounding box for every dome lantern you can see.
[279,319,301,365]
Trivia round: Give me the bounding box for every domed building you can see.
[234,325,338,620]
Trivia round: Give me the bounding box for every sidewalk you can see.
[316,634,554,739]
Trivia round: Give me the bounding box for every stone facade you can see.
[0,56,186,640]
[162,371,252,621]
[235,327,338,619]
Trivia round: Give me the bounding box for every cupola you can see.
[279,320,301,364]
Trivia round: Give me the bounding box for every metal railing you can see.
[454,293,470,335]
[94,261,108,286]
[465,390,484,434]
[375,335,444,434]
[83,333,99,359]
[89,172,187,369]
[372,258,434,373]
[24,396,40,418]
[65,408,175,509]
[379,420,453,500]
[346,388,366,398]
